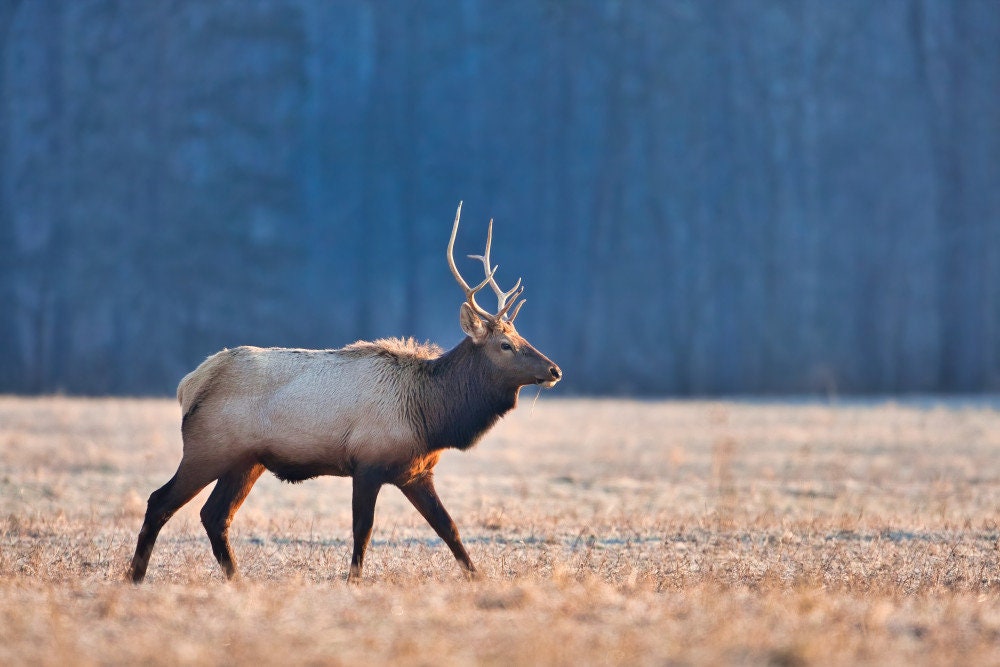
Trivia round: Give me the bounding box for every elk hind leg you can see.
[128,462,216,583]
[200,462,265,580]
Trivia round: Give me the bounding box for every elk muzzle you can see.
[536,362,562,388]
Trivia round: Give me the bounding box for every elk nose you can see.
[549,366,561,380]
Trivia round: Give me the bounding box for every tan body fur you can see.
[178,341,439,478]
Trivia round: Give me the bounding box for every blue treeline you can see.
[1,1,998,395]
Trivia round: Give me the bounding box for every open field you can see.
[4,396,1000,665]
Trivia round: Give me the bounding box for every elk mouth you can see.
[535,366,561,388]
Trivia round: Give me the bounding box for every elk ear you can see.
[459,303,489,343]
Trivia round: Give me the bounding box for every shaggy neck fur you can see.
[416,337,519,451]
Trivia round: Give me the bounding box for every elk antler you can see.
[467,218,526,323]
[448,202,499,322]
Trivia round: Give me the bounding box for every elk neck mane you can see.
[338,336,444,362]
[416,336,518,451]
[339,336,518,451]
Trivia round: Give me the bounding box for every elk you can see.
[126,203,561,583]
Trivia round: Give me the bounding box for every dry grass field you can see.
[4,395,1000,665]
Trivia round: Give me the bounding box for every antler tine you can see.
[448,202,497,321]
[467,218,525,318]
[506,298,526,324]
[495,285,524,321]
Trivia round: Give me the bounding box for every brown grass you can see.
[3,395,1000,665]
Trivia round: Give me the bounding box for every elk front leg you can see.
[399,473,477,578]
[349,469,383,582]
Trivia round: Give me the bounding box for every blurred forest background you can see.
[1,0,999,396]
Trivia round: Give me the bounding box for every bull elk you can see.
[127,203,561,583]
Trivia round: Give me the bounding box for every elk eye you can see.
[500,342,513,351]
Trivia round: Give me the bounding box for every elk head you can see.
[447,203,562,390]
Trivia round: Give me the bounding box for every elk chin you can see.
[536,377,559,389]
